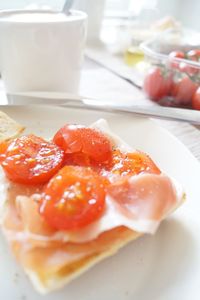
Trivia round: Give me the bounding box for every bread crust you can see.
[0,110,25,142]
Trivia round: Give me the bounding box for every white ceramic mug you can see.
[0,9,87,94]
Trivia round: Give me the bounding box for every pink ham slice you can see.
[2,173,181,248]
[108,173,178,221]
[0,172,182,278]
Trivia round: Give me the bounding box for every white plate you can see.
[0,105,200,300]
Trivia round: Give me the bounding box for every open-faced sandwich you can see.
[0,111,185,294]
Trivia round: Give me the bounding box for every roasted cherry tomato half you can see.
[39,166,106,230]
[0,141,9,163]
[192,87,200,110]
[143,67,172,102]
[53,125,112,167]
[1,134,64,185]
[110,149,161,177]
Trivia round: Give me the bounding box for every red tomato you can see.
[171,76,198,105]
[192,87,200,110]
[169,51,185,59]
[143,67,172,102]
[39,166,106,230]
[53,125,112,167]
[1,134,64,185]
[0,141,9,163]
[110,149,160,177]
[185,49,200,75]
[187,49,200,62]
[179,62,198,76]
[169,51,185,69]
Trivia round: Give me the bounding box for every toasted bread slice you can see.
[0,113,185,294]
[15,227,141,294]
[0,110,25,142]
[0,114,141,293]
[28,230,141,293]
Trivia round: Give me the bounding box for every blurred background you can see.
[0,0,200,30]
[1,0,200,109]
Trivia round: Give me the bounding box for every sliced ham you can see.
[1,171,183,248]
[108,173,179,221]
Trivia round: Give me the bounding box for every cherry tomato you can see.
[192,87,200,110]
[171,76,198,105]
[39,166,106,230]
[110,149,160,177]
[183,49,200,75]
[53,125,112,167]
[187,49,200,62]
[0,141,9,163]
[143,67,172,102]
[64,152,92,167]
[169,51,185,59]
[1,134,64,185]
[178,62,198,76]
[169,51,185,69]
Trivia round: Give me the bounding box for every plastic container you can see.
[141,29,200,109]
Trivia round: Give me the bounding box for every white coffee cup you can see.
[0,9,87,94]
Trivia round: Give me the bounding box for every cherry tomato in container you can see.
[169,51,185,69]
[187,49,200,62]
[183,49,200,76]
[178,61,199,76]
[192,87,200,110]
[171,76,198,105]
[143,67,172,102]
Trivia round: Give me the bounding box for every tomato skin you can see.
[171,77,198,105]
[53,125,112,167]
[53,124,84,153]
[187,49,200,62]
[169,51,185,59]
[39,166,106,230]
[0,141,9,163]
[1,134,64,185]
[192,87,200,110]
[110,149,160,177]
[178,61,199,76]
[143,67,172,102]
[169,51,185,69]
